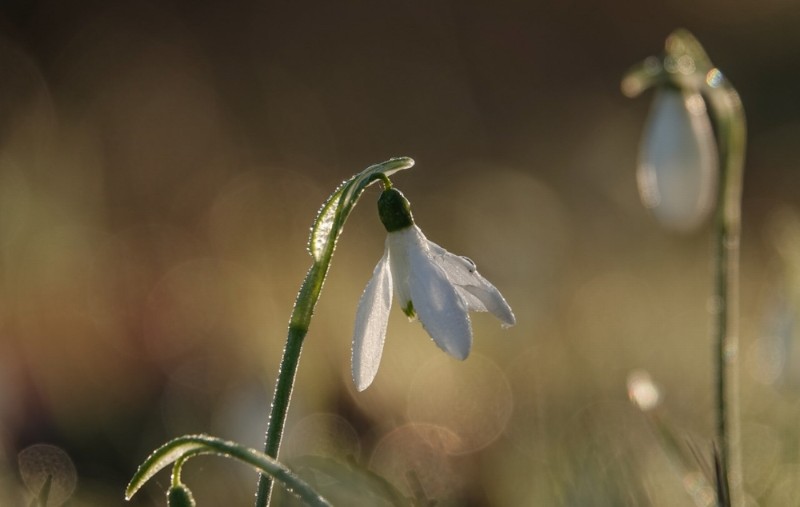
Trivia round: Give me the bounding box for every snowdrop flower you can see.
[637,86,718,232]
[351,187,515,391]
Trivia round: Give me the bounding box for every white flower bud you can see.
[638,87,718,232]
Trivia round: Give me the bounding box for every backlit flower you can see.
[351,187,515,391]
[637,86,718,232]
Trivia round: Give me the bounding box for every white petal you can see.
[352,250,393,391]
[428,241,516,326]
[386,227,416,313]
[638,87,718,232]
[405,231,473,360]
[460,285,516,326]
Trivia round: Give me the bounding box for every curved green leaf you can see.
[309,157,415,261]
[125,435,331,507]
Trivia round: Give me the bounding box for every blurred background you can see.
[0,1,799,505]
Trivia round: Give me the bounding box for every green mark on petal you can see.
[403,300,416,318]
[309,157,415,262]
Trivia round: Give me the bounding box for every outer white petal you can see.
[352,249,393,391]
[638,87,718,232]
[403,228,473,360]
[428,241,516,326]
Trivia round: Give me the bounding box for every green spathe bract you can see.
[309,157,415,261]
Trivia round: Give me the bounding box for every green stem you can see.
[252,157,413,506]
[255,262,328,506]
[170,457,187,488]
[705,74,746,507]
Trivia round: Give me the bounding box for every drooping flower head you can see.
[638,86,718,231]
[351,186,515,391]
[623,29,726,233]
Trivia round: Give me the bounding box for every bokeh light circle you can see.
[406,353,513,455]
[17,444,77,506]
[369,423,464,503]
[283,412,361,460]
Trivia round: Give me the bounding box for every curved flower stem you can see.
[253,157,414,507]
[623,30,746,505]
[170,456,188,488]
[704,72,746,507]
[255,262,327,506]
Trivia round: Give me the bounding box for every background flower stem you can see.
[623,31,748,505]
[706,68,746,507]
